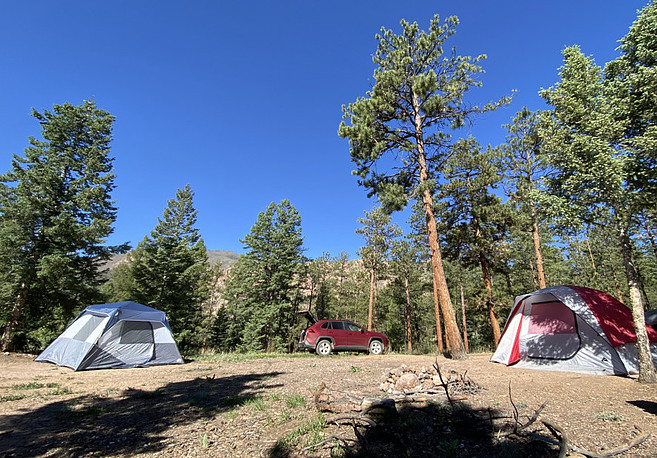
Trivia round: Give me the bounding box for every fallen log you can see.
[313,382,453,414]
[313,382,365,413]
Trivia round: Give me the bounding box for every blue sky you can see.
[0,1,650,259]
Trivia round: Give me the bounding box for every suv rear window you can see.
[320,322,330,329]
[332,321,345,330]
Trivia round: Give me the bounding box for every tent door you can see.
[116,320,155,365]
[91,320,156,367]
[525,301,581,360]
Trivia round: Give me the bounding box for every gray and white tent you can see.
[35,301,184,370]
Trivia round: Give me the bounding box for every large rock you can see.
[395,372,420,392]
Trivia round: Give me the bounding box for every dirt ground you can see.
[1,352,656,457]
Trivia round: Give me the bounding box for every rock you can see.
[421,380,434,390]
[395,372,420,392]
[390,367,403,377]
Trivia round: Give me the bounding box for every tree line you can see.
[0,3,655,381]
[339,3,657,382]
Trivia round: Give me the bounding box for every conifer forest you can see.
[0,3,656,381]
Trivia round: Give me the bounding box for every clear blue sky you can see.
[0,1,650,259]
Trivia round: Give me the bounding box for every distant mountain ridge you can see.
[103,249,241,272]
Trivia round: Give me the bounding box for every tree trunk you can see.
[479,252,502,345]
[474,217,502,345]
[404,276,413,352]
[367,270,375,331]
[585,236,598,280]
[420,165,464,358]
[610,261,625,304]
[573,238,590,284]
[0,282,30,352]
[460,282,469,353]
[531,206,547,289]
[430,267,444,353]
[618,225,657,383]
[413,92,464,358]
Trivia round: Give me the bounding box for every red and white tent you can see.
[491,286,657,375]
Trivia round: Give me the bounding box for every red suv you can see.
[298,320,388,356]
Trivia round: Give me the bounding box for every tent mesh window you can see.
[528,302,577,335]
[72,314,106,342]
[119,321,154,344]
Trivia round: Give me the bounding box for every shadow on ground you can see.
[628,400,657,416]
[0,370,284,457]
[270,401,559,458]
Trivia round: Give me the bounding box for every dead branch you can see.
[517,401,548,432]
[542,420,568,458]
[508,382,519,431]
[569,433,651,458]
[300,434,357,452]
[398,389,448,396]
[313,382,366,413]
[433,358,454,408]
[328,413,377,428]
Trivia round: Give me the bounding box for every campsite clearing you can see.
[1,352,656,456]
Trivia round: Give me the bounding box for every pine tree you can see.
[356,206,401,331]
[500,108,550,289]
[307,253,335,321]
[440,137,509,346]
[390,237,424,352]
[130,184,209,352]
[0,101,122,351]
[339,15,510,358]
[541,41,657,382]
[223,200,306,352]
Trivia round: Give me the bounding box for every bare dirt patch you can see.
[1,352,656,457]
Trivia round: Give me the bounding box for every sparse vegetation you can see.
[242,396,266,411]
[285,394,306,408]
[12,381,45,390]
[1,394,26,402]
[597,411,625,423]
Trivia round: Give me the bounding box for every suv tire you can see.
[316,339,332,356]
[368,340,384,355]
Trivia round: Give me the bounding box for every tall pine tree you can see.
[130,184,209,352]
[223,200,306,352]
[500,108,550,289]
[0,101,121,351]
[541,42,657,383]
[339,15,510,358]
[356,206,401,331]
[440,137,509,346]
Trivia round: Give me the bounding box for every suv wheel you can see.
[368,340,384,355]
[315,339,332,356]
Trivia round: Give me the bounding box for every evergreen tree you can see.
[223,200,306,352]
[541,41,657,382]
[605,0,657,186]
[390,237,424,351]
[500,108,550,289]
[130,184,209,352]
[0,101,122,351]
[307,253,335,320]
[440,137,509,345]
[356,206,401,331]
[100,262,135,302]
[339,15,510,358]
